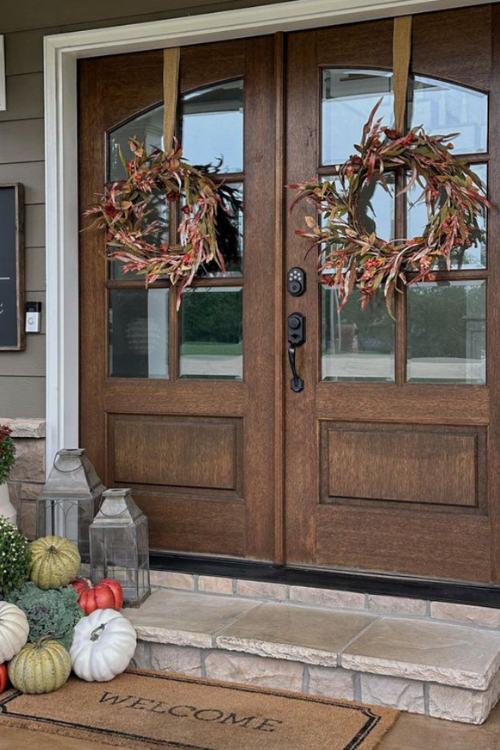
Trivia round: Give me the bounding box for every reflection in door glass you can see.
[109,289,168,378]
[407,281,486,384]
[109,195,170,280]
[410,76,488,155]
[108,105,163,182]
[322,70,393,165]
[180,287,243,380]
[201,183,244,277]
[321,287,395,381]
[181,80,244,173]
[321,173,395,243]
[406,164,487,270]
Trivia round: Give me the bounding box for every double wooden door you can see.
[80,5,500,583]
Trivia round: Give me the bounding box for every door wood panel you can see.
[321,423,485,508]
[111,415,243,493]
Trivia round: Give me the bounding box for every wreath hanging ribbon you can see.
[289,17,490,314]
[85,48,234,307]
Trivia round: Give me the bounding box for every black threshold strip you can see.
[149,552,500,609]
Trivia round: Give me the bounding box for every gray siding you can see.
[0,0,285,418]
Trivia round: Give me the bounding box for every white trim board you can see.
[0,36,6,111]
[44,0,494,471]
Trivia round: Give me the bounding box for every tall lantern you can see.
[89,488,150,607]
[37,448,105,561]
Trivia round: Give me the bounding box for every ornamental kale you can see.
[0,425,15,484]
[7,581,83,649]
[0,516,31,595]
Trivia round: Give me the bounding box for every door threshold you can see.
[150,551,500,609]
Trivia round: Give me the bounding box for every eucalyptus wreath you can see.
[290,103,489,313]
[86,138,241,306]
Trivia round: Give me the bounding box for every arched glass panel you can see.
[181,79,244,173]
[410,75,488,155]
[322,69,394,165]
[108,105,163,182]
[107,78,244,180]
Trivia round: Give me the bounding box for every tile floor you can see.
[1,701,500,749]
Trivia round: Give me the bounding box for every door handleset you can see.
[287,312,305,392]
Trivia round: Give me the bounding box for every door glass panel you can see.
[322,69,394,165]
[322,174,395,243]
[181,80,244,173]
[410,75,488,155]
[108,105,163,182]
[406,164,487,270]
[109,289,168,378]
[201,182,244,277]
[407,280,486,384]
[109,196,170,280]
[322,287,395,381]
[180,287,243,379]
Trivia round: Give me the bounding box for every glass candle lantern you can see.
[89,488,150,607]
[37,448,105,561]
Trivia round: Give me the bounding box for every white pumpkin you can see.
[70,608,137,682]
[0,601,29,662]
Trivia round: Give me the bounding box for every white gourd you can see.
[0,601,29,662]
[70,608,137,682]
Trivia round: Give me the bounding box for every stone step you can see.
[124,589,500,725]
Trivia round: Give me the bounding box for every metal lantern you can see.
[37,448,105,561]
[89,488,150,607]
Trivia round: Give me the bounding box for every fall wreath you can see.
[86,138,240,306]
[290,103,489,314]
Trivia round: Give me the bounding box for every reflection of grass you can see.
[182,342,242,356]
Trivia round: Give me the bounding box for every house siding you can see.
[0,0,286,418]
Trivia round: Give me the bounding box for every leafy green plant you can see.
[0,516,31,595]
[0,425,15,484]
[7,581,83,650]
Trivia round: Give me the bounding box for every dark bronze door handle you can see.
[287,312,305,392]
[288,344,304,392]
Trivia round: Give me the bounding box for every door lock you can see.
[287,267,306,297]
[287,312,305,392]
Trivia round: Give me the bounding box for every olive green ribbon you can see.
[163,47,181,149]
[393,16,412,133]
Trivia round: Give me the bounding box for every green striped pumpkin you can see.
[30,535,81,590]
[8,638,71,694]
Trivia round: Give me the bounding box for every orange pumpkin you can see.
[0,663,8,693]
[71,578,124,614]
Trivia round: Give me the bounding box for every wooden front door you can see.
[285,6,500,582]
[80,6,500,583]
[79,38,278,560]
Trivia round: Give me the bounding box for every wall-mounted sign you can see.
[0,184,25,350]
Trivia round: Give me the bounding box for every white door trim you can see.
[44,0,491,470]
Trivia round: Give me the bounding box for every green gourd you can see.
[30,535,80,590]
[8,637,71,694]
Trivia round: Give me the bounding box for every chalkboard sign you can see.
[0,184,24,350]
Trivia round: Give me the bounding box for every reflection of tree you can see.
[183,290,242,344]
[408,284,484,359]
[324,290,393,354]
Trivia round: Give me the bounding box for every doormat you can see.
[0,668,398,750]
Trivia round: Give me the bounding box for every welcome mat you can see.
[0,669,398,750]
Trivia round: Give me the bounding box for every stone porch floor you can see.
[123,589,500,725]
